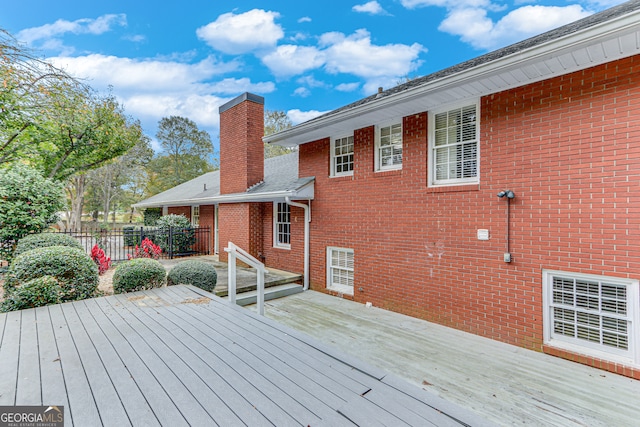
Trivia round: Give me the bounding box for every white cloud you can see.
[16,14,127,45]
[296,75,328,88]
[49,54,274,140]
[293,87,311,97]
[196,9,284,54]
[353,1,390,15]
[287,109,329,124]
[321,29,424,80]
[298,16,312,23]
[261,45,326,77]
[400,0,493,8]
[335,82,360,92]
[439,5,592,50]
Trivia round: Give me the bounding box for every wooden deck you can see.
[0,285,492,426]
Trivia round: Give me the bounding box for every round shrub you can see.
[1,276,62,312]
[4,246,98,301]
[167,260,217,292]
[112,258,166,294]
[154,214,196,255]
[14,233,83,257]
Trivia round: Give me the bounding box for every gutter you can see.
[133,182,314,209]
[285,197,310,291]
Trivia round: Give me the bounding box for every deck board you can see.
[0,310,20,405]
[16,309,40,405]
[0,285,488,426]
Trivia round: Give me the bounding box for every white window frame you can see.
[542,269,640,367]
[326,247,354,295]
[428,101,479,186]
[273,202,291,249]
[375,120,403,171]
[331,134,354,177]
[191,205,200,227]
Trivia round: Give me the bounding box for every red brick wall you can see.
[218,204,250,262]
[260,203,306,275]
[167,206,191,219]
[199,204,215,253]
[219,99,264,194]
[298,55,640,378]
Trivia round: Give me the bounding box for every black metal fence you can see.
[57,226,210,262]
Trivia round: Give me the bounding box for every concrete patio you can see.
[260,291,640,427]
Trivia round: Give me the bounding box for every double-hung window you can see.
[543,270,639,365]
[327,247,354,295]
[331,135,354,176]
[430,103,479,185]
[274,202,290,248]
[376,122,402,171]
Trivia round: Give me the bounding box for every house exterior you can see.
[135,1,640,379]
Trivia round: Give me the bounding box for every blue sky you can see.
[1,0,625,151]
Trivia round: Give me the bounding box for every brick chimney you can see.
[219,93,265,194]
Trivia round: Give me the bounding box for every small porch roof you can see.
[133,152,313,209]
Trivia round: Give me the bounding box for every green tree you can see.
[0,164,65,261]
[86,135,153,224]
[0,29,88,165]
[264,109,295,158]
[146,116,214,193]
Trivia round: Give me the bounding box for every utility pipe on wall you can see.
[285,197,310,290]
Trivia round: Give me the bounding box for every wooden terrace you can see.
[0,285,491,426]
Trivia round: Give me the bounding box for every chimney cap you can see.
[219,92,264,114]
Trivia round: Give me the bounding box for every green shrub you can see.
[112,258,166,294]
[14,233,83,257]
[143,208,162,226]
[167,260,217,292]
[0,164,65,261]
[4,246,98,301]
[1,276,62,312]
[155,214,196,255]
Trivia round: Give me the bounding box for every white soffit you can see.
[267,12,640,147]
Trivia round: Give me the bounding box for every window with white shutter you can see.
[543,270,639,365]
[429,102,479,186]
[327,247,354,295]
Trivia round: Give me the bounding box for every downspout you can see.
[285,197,310,290]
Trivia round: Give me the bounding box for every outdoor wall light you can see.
[497,190,515,199]
[497,190,515,263]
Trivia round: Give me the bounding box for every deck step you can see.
[235,283,304,306]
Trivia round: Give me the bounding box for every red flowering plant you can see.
[128,238,162,260]
[91,244,112,275]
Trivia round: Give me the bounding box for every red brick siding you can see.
[260,203,306,275]
[219,100,264,194]
[198,204,215,253]
[218,204,250,262]
[298,55,640,378]
[167,206,191,219]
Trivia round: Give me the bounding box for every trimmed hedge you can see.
[143,208,162,226]
[0,276,62,312]
[155,214,195,255]
[112,258,166,294]
[14,233,83,257]
[4,246,98,301]
[167,260,217,292]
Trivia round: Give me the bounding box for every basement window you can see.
[327,247,354,295]
[543,270,639,366]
